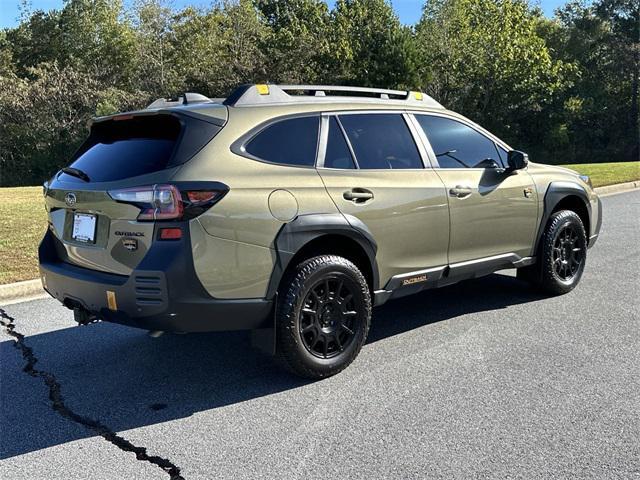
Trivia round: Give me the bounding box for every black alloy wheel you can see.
[518,209,588,295]
[551,223,585,281]
[299,276,360,359]
[277,255,371,379]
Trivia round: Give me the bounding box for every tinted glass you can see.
[61,115,180,182]
[246,116,319,166]
[416,115,501,169]
[339,114,422,169]
[324,117,355,169]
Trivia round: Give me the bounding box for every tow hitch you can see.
[64,298,99,325]
[73,308,100,325]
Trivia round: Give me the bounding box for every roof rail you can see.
[223,84,444,108]
[147,92,215,109]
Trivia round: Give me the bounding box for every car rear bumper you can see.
[38,229,272,332]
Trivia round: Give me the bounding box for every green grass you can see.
[0,161,638,284]
[0,186,47,284]
[562,161,640,188]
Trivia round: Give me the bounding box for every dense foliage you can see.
[0,0,637,186]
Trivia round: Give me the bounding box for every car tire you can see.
[276,255,371,379]
[518,210,587,295]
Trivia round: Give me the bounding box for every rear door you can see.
[413,113,538,264]
[316,112,449,285]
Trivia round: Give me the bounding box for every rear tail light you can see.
[109,183,227,222]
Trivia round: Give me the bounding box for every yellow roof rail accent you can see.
[256,84,270,95]
[413,91,424,101]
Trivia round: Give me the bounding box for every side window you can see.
[415,115,502,169]
[338,114,423,169]
[324,117,356,169]
[245,116,319,166]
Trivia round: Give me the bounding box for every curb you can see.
[594,180,640,196]
[0,279,45,305]
[0,180,638,305]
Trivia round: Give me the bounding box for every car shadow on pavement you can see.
[1,272,546,459]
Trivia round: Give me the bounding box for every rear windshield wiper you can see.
[61,167,91,182]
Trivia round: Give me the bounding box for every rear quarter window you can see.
[244,116,319,167]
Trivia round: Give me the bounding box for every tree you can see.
[58,0,136,85]
[415,0,571,157]
[1,64,95,186]
[171,0,268,97]
[255,0,331,83]
[549,0,639,162]
[328,0,418,88]
[131,0,179,96]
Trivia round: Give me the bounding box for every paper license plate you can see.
[72,213,97,243]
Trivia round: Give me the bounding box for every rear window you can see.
[61,115,182,183]
[245,116,319,167]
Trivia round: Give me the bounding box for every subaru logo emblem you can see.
[64,192,77,207]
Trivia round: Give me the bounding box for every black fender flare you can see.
[532,181,592,255]
[265,213,379,299]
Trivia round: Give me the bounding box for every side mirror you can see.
[507,150,528,171]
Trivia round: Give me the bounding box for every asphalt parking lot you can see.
[1,190,639,480]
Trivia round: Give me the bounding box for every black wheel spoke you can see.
[334,333,343,351]
[343,293,353,306]
[311,289,321,305]
[341,324,355,335]
[551,222,586,281]
[299,274,362,359]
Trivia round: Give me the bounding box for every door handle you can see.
[449,186,473,198]
[343,189,374,203]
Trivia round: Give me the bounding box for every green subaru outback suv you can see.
[39,84,602,378]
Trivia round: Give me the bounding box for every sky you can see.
[0,0,565,29]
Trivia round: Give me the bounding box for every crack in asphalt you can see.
[0,307,185,480]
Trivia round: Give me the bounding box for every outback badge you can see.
[402,274,428,286]
[123,238,138,252]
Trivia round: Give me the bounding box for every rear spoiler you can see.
[92,105,228,128]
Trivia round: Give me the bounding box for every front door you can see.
[317,112,450,285]
[413,113,538,264]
